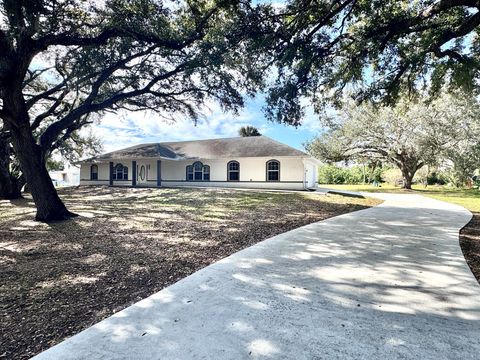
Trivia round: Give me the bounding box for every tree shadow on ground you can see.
[33,197,480,360]
[0,186,378,359]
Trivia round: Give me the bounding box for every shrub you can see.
[383,168,403,185]
[318,165,346,184]
[426,171,447,185]
[318,164,368,184]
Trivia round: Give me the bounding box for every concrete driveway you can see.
[34,194,480,359]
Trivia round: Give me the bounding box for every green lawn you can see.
[323,184,480,212]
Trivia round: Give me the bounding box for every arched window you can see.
[266,160,280,181]
[193,161,203,180]
[113,163,128,180]
[90,164,98,180]
[186,161,210,181]
[227,161,240,181]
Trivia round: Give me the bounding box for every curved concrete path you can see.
[34,194,480,360]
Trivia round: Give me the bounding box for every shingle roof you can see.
[83,136,308,162]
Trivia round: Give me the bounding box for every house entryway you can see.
[137,162,149,185]
[305,163,316,188]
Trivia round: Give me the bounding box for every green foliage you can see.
[443,142,480,187]
[1,0,269,154]
[426,171,448,186]
[0,0,271,210]
[238,126,261,137]
[46,159,64,171]
[306,92,480,189]
[263,0,480,125]
[318,165,347,184]
[382,168,403,186]
[318,164,376,185]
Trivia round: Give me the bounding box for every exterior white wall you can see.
[49,164,80,186]
[163,181,305,190]
[80,161,134,186]
[80,156,313,190]
[80,163,110,185]
[161,157,304,182]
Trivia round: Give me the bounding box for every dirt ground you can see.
[0,186,380,359]
[460,213,480,285]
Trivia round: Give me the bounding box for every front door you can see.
[137,162,148,184]
[305,164,316,188]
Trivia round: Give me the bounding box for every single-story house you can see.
[79,136,319,190]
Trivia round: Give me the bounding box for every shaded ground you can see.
[0,186,379,359]
[33,193,480,360]
[460,213,480,285]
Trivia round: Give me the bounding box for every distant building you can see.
[49,163,80,186]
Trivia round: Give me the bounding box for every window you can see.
[194,161,203,180]
[90,164,98,180]
[138,165,146,181]
[113,163,128,180]
[227,161,239,181]
[186,165,194,181]
[186,162,210,181]
[203,165,210,181]
[266,160,280,181]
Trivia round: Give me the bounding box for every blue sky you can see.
[94,94,324,153]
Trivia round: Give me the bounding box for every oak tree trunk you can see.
[399,165,415,190]
[3,82,77,221]
[0,164,22,199]
[9,125,77,221]
[0,132,22,199]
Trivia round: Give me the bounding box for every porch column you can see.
[157,160,161,187]
[109,162,113,186]
[132,160,137,186]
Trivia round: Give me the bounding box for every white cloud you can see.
[88,94,322,155]
[93,102,270,153]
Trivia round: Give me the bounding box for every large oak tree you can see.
[0,0,268,221]
[263,0,480,125]
[306,93,480,189]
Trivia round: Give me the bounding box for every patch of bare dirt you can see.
[0,186,380,359]
[460,212,480,284]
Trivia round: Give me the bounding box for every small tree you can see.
[443,142,480,187]
[238,126,261,137]
[306,93,480,189]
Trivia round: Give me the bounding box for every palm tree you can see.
[238,126,261,137]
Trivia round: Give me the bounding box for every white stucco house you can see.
[79,136,319,190]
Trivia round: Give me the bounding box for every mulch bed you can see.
[0,186,378,359]
[460,212,480,284]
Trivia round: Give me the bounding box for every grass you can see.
[323,183,480,212]
[0,186,380,359]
